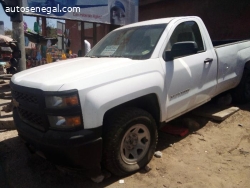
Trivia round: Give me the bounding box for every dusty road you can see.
[0,103,250,188]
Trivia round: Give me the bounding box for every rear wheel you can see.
[102,108,158,176]
[231,69,250,103]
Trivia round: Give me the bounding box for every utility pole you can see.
[14,0,26,71]
[0,0,26,71]
[36,16,40,66]
[12,21,26,71]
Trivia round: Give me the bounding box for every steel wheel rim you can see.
[120,124,150,164]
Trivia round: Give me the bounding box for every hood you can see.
[11,57,144,91]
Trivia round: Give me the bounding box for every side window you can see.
[165,21,204,52]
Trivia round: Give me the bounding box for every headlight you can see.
[48,115,82,129]
[45,94,79,108]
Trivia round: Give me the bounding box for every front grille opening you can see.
[18,108,43,126]
[18,107,45,131]
[11,85,48,132]
[12,90,38,104]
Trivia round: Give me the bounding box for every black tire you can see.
[102,108,158,176]
[231,69,250,104]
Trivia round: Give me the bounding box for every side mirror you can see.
[163,51,173,61]
[164,41,198,61]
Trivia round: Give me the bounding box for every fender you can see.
[81,72,165,129]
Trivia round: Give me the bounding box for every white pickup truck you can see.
[11,16,250,178]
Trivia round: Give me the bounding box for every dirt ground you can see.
[0,103,250,188]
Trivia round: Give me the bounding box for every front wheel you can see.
[231,69,250,104]
[102,108,158,176]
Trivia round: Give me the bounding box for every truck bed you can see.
[212,39,250,48]
[213,39,250,96]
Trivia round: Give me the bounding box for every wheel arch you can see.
[237,60,250,85]
[231,60,250,103]
[244,61,250,71]
[232,60,250,89]
[103,93,161,128]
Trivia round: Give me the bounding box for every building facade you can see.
[139,0,250,40]
[66,0,250,55]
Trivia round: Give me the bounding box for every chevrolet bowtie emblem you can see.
[13,99,19,108]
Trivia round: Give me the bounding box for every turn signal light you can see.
[63,95,79,106]
[66,116,81,126]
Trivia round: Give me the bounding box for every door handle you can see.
[204,58,213,64]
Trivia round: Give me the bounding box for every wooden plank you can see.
[192,106,239,121]
[211,107,239,121]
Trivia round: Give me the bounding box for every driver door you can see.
[161,20,217,119]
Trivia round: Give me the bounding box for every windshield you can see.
[86,24,167,60]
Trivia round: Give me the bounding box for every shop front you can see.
[22,0,139,63]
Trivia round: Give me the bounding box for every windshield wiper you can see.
[111,55,124,58]
[85,55,100,58]
[111,55,132,59]
[86,55,131,59]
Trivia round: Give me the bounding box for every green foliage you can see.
[46,19,57,38]
[46,27,57,38]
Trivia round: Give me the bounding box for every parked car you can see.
[10,16,250,178]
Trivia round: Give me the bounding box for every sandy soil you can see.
[0,103,250,188]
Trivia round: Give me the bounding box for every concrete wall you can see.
[65,20,81,55]
[139,0,250,40]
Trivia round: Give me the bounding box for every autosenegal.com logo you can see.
[26,0,79,16]
[4,5,80,15]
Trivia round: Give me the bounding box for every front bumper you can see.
[13,108,103,176]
